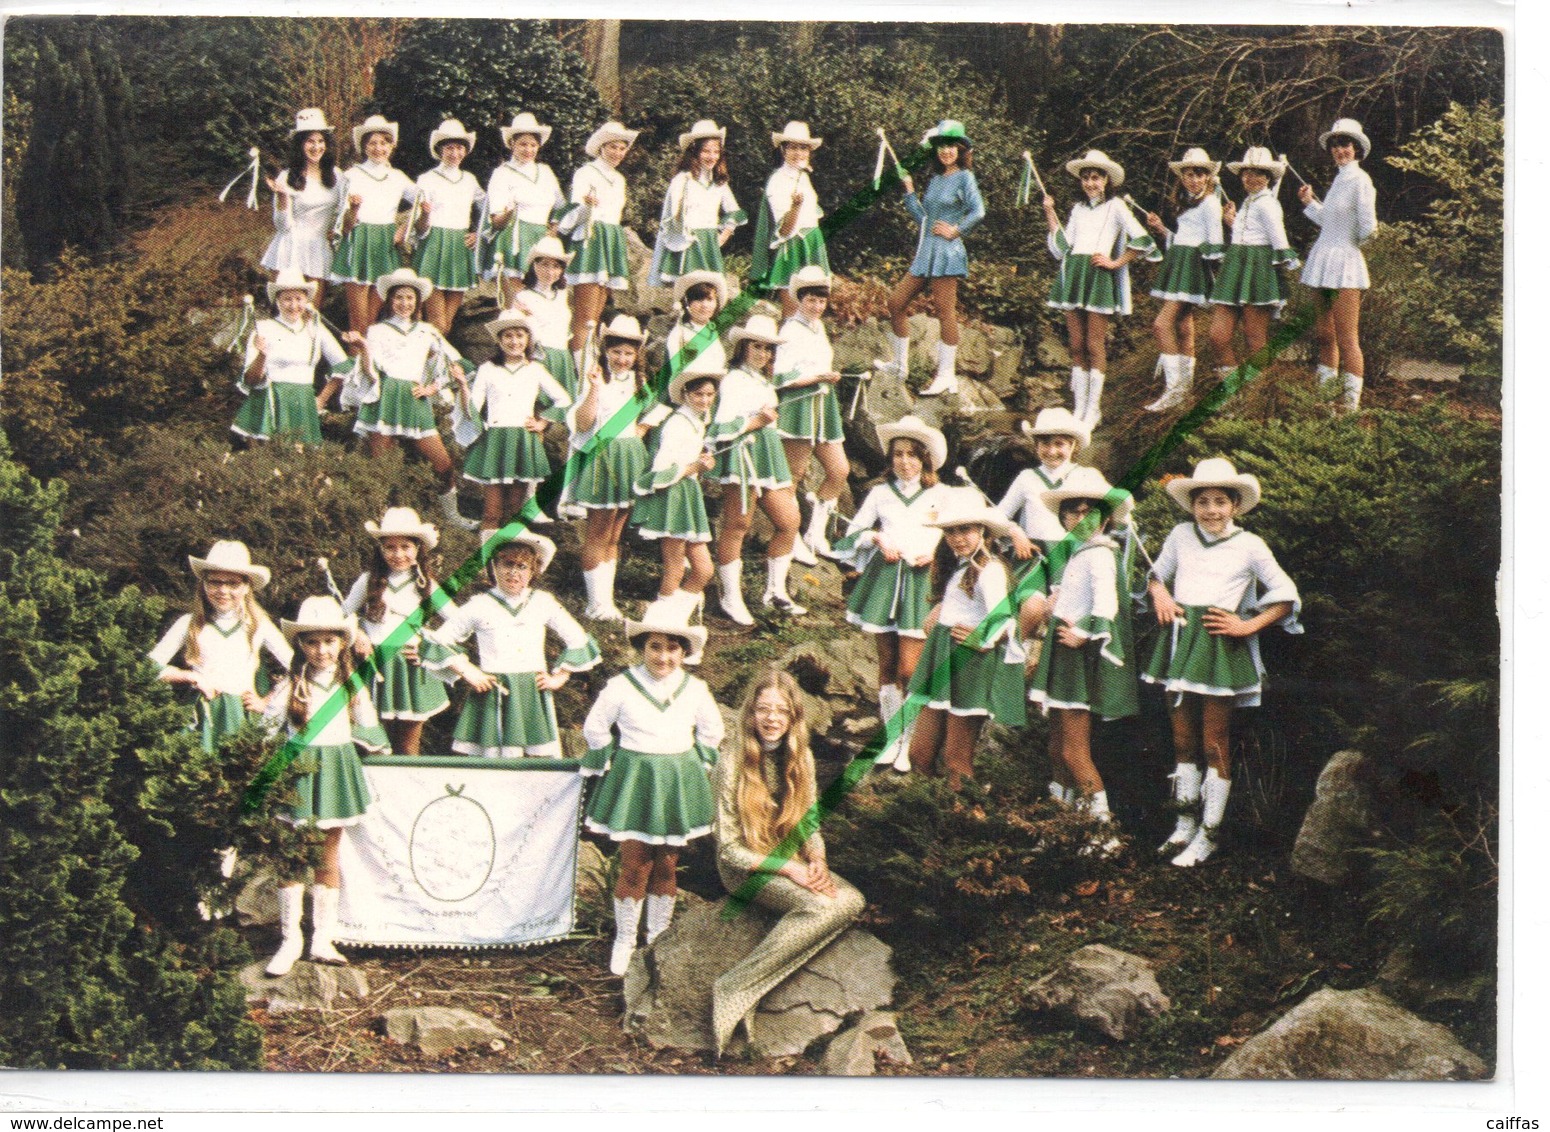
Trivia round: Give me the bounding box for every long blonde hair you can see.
[287,633,358,730]
[734,670,818,857]
[184,576,267,667]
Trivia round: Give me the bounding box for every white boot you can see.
[1048,780,1069,806]
[609,897,643,975]
[1182,355,1197,390]
[716,560,755,626]
[762,553,807,615]
[585,560,622,621]
[675,590,707,664]
[643,893,676,945]
[791,534,819,567]
[891,691,915,773]
[920,343,959,396]
[805,497,836,559]
[880,332,910,379]
[1077,791,1122,856]
[1315,363,1340,399]
[874,685,903,766]
[1144,355,1178,413]
[582,566,605,620]
[308,884,348,965]
[265,884,306,977]
[1173,767,1230,867]
[1158,763,1204,855]
[1340,372,1364,412]
[1083,370,1105,430]
[438,487,478,532]
[1069,367,1089,421]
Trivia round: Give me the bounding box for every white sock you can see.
[1085,370,1105,424]
[1341,372,1364,409]
[1201,767,1231,831]
[1316,363,1340,390]
[597,559,617,609]
[644,893,676,944]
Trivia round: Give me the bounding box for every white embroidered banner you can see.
[336,757,582,948]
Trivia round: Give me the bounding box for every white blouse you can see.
[561,159,628,229]
[1300,162,1377,289]
[1151,521,1301,624]
[774,313,833,388]
[644,406,710,487]
[842,479,951,563]
[582,666,724,756]
[938,557,1020,654]
[762,165,822,243]
[1169,194,1226,257]
[430,589,597,676]
[1049,196,1152,259]
[710,366,777,438]
[466,360,571,427]
[665,320,729,378]
[1230,189,1295,254]
[414,166,485,231]
[365,318,458,386]
[568,369,643,449]
[340,162,414,226]
[264,672,384,747]
[243,317,349,389]
[342,571,427,647]
[486,160,566,229]
[996,463,1076,543]
[1052,537,1120,627]
[661,170,744,231]
[149,612,293,696]
[517,287,570,351]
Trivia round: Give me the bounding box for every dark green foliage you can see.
[373,20,605,184]
[0,434,259,1068]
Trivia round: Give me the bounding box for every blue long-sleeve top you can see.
[904,169,984,277]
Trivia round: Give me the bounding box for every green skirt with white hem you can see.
[285,742,373,828]
[845,557,933,637]
[566,222,630,288]
[354,375,439,437]
[776,384,845,444]
[1047,253,1122,314]
[463,425,551,484]
[582,745,716,846]
[572,434,650,508]
[1143,604,1263,706]
[412,226,478,291]
[908,623,1027,724]
[372,649,450,722]
[232,381,323,444]
[451,671,560,758]
[331,222,403,285]
[633,478,712,542]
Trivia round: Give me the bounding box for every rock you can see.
[905,312,941,378]
[623,892,896,1056]
[821,1010,912,1075]
[241,960,370,1014]
[774,635,878,736]
[1374,946,1495,1015]
[1212,987,1487,1080]
[1290,751,1375,885]
[986,333,1026,399]
[955,324,991,377]
[1023,944,1170,1041]
[575,840,610,907]
[381,1006,510,1056]
[830,319,890,376]
[234,868,278,927]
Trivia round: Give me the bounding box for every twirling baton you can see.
[219,147,261,210]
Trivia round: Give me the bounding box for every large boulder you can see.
[1290,751,1376,885]
[381,1006,510,1056]
[622,891,896,1057]
[1023,944,1170,1041]
[775,635,878,737]
[240,960,370,1014]
[821,1010,912,1075]
[1212,987,1488,1080]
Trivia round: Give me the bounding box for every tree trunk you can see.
[583,20,622,113]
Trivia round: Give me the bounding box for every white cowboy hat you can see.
[599,313,649,346]
[625,609,708,657]
[771,121,823,150]
[668,364,724,406]
[1028,407,1090,450]
[365,506,439,549]
[486,530,557,575]
[281,595,357,642]
[1226,147,1286,178]
[292,108,332,135]
[1065,149,1125,188]
[428,118,476,159]
[1164,457,1262,515]
[678,119,727,150]
[925,486,1017,539]
[525,235,574,266]
[1318,118,1371,159]
[1168,147,1221,175]
[922,119,972,149]
[785,264,832,297]
[672,269,728,307]
[501,111,553,148]
[1039,466,1134,525]
[375,267,433,303]
[876,415,948,473]
[189,540,271,590]
[728,313,785,348]
[266,268,317,304]
[485,308,537,342]
[352,115,398,153]
[584,121,640,158]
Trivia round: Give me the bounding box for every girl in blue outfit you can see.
[883,120,985,397]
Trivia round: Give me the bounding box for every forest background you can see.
[0,13,1507,1087]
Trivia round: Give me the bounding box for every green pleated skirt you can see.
[330,222,403,285]
[566,221,630,288]
[572,434,650,508]
[1047,253,1123,314]
[371,649,450,722]
[655,227,727,282]
[451,671,561,757]
[1143,604,1262,703]
[232,381,323,444]
[193,692,251,752]
[776,384,845,444]
[633,477,712,541]
[287,742,373,828]
[908,623,1027,724]
[354,375,439,437]
[463,425,551,484]
[753,228,829,292]
[582,745,716,846]
[490,219,551,276]
[412,226,478,291]
[845,558,933,637]
[1209,245,1288,308]
[1027,633,1139,721]
[1150,245,1214,305]
[712,426,791,488]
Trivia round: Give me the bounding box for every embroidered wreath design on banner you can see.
[409,783,497,902]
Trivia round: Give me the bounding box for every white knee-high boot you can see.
[920,342,959,396]
[1340,372,1364,412]
[1316,363,1340,398]
[1070,367,1089,420]
[1173,767,1230,867]
[885,332,910,379]
[644,893,676,945]
[439,487,477,531]
[266,884,306,977]
[763,553,806,615]
[1144,355,1178,412]
[1158,763,1203,855]
[805,497,836,559]
[717,560,754,626]
[587,560,622,621]
[610,897,643,975]
[308,884,348,965]
[874,685,902,766]
[1083,370,1105,429]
